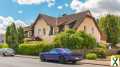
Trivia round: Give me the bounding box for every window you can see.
[69,21,75,28]
[84,26,86,31]
[43,28,46,35]
[59,25,64,32]
[38,28,41,34]
[49,26,53,35]
[49,49,58,54]
[92,27,94,34]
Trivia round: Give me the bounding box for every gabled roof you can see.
[25,10,107,41]
[31,10,102,35]
[32,10,91,28]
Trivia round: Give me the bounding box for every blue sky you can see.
[0,0,82,25]
[0,0,120,26]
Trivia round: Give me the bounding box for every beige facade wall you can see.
[77,17,101,42]
[34,18,50,39]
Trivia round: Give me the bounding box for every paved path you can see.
[0,56,109,67]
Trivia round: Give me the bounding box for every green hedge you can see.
[89,48,106,58]
[53,30,97,49]
[16,41,54,55]
[85,53,97,60]
[0,43,9,48]
[112,55,120,59]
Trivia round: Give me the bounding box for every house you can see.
[24,26,32,38]
[25,10,106,43]
[0,34,4,44]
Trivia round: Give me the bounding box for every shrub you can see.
[89,48,106,58]
[86,53,97,60]
[98,43,107,49]
[0,43,9,48]
[16,41,54,55]
[112,55,120,59]
[53,30,97,49]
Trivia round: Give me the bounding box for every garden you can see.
[3,14,120,60]
[2,27,120,60]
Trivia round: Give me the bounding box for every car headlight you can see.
[75,57,79,59]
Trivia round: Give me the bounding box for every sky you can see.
[0,0,120,33]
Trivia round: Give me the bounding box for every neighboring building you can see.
[0,34,4,44]
[24,10,106,43]
[24,26,32,38]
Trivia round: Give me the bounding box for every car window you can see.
[49,49,58,54]
[60,49,72,53]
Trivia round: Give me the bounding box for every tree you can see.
[17,26,24,44]
[53,29,97,49]
[6,23,19,49]
[80,32,97,49]
[99,15,120,46]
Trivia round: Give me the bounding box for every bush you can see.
[89,48,106,58]
[16,41,54,55]
[86,53,97,60]
[53,30,97,49]
[97,43,107,49]
[0,45,2,48]
[0,43,9,48]
[112,55,120,59]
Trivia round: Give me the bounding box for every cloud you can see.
[0,16,28,34]
[16,0,55,7]
[70,0,120,18]
[18,10,23,14]
[15,20,28,27]
[57,6,63,10]
[47,0,55,7]
[70,0,83,12]
[65,3,69,7]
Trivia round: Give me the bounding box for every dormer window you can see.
[69,21,76,28]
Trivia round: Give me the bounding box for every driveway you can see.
[0,56,109,67]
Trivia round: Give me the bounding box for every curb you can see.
[80,62,110,66]
[15,55,40,59]
[15,55,110,66]
[80,60,110,66]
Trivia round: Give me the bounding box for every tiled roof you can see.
[24,26,32,31]
[24,10,107,41]
[32,10,91,28]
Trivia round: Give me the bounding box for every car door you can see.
[47,49,60,61]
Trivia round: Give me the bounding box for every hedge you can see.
[0,43,9,48]
[89,48,107,58]
[112,55,120,59]
[53,30,97,49]
[85,53,97,60]
[16,41,54,55]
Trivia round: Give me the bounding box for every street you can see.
[0,56,109,67]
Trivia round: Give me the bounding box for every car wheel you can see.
[72,61,77,64]
[2,53,7,56]
[40,55,46,62]
[59,56,66,64]
[11,54,15,56]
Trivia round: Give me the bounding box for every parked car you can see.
[0,48,15,56]
[39,48,83,64]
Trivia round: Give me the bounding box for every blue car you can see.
[39,48,83,64]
